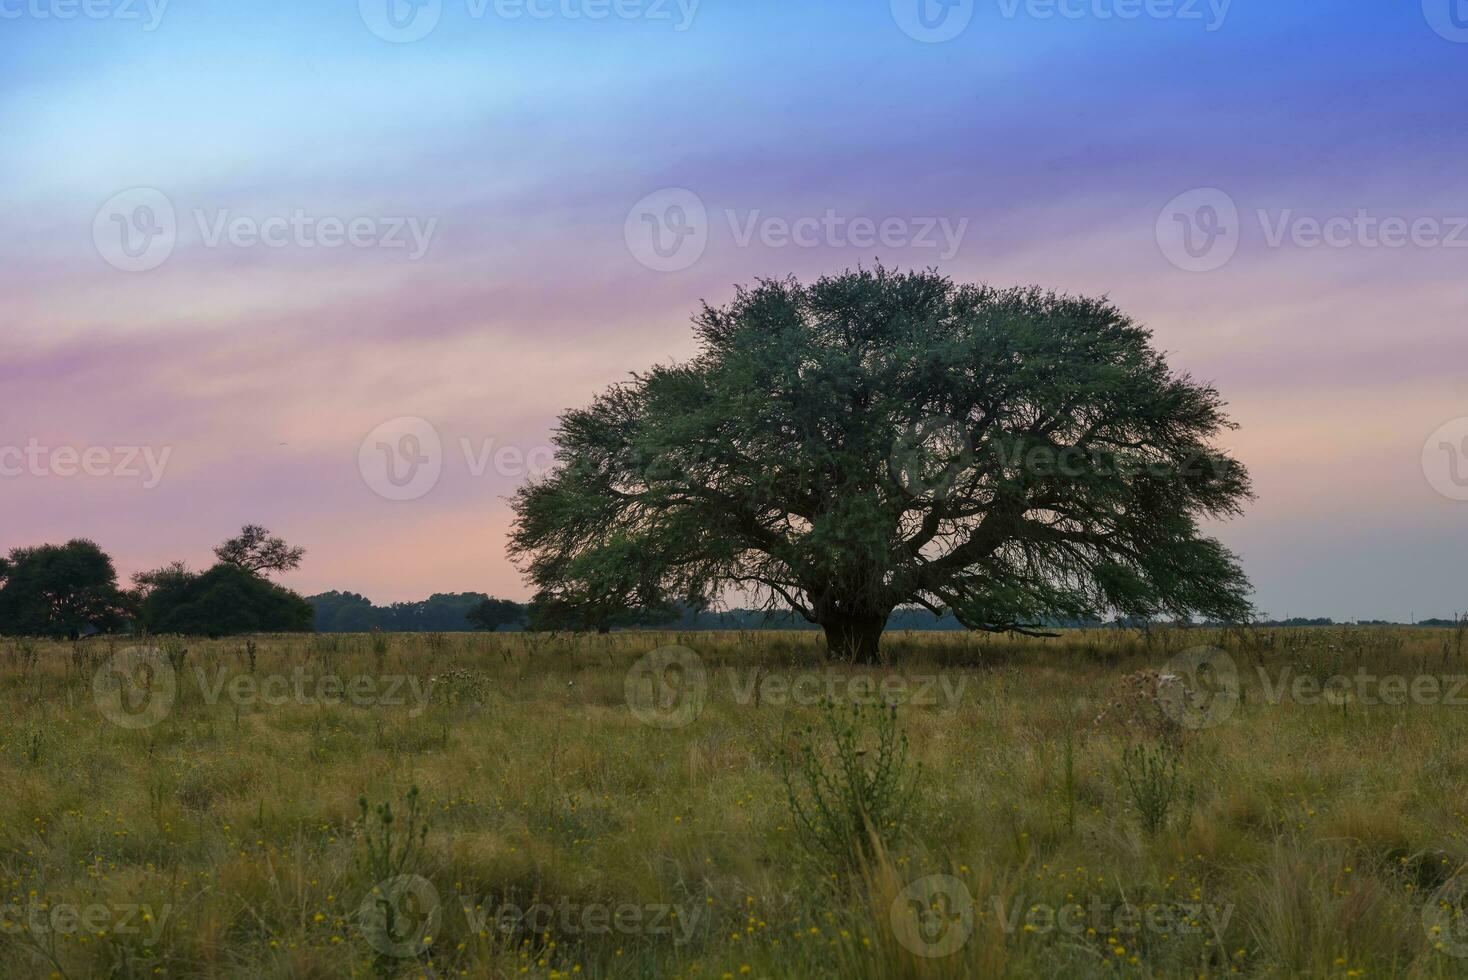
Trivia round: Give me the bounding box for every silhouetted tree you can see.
[134,563,313,637]
[510,267,1252,661]
[214,524,305,575]
[465,597,526,632]
[0,540,131,638]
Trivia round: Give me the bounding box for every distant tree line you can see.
[308,592,524,633]
[0,526,313,639]
[2,530,1458,639]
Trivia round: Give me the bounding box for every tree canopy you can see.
[133,526,313,636]
[133,563,313,637]
[0,539,131,638]
[214,524,306,575]
[510,267,1253,661]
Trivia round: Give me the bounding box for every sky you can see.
[2,0,1466,620]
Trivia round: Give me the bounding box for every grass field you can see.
[5,627,1468,978]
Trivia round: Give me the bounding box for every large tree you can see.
[0,539,132,638]
[510,268,1252,662]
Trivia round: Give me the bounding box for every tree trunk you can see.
[821,615,886,665]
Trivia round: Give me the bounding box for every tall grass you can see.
[0,626,1464,976]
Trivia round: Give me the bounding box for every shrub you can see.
[781,700,921,871]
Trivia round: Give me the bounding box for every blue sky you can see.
[3,0,1467,619]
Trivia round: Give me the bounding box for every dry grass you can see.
[2,627,1468,978]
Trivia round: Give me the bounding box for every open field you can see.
[4,628,1468,978]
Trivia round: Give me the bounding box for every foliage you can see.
[781,699,921,871]
[213,524,305,575]
[0,625,1462,978]
[464,596,527,632]
[0,539,131,638]
[132,563,313,637]
[1119,741,1193,836]
[510,267,1252,662]
[357,785,429,884]
[524,589,676,634]
[308,591,520,632]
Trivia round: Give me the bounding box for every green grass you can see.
[3,627,1468,978]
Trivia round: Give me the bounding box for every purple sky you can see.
[4,1,1467,619]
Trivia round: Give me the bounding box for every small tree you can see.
[0,540,132,638]
[214,524,305,576]
[510,267,1252,662]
